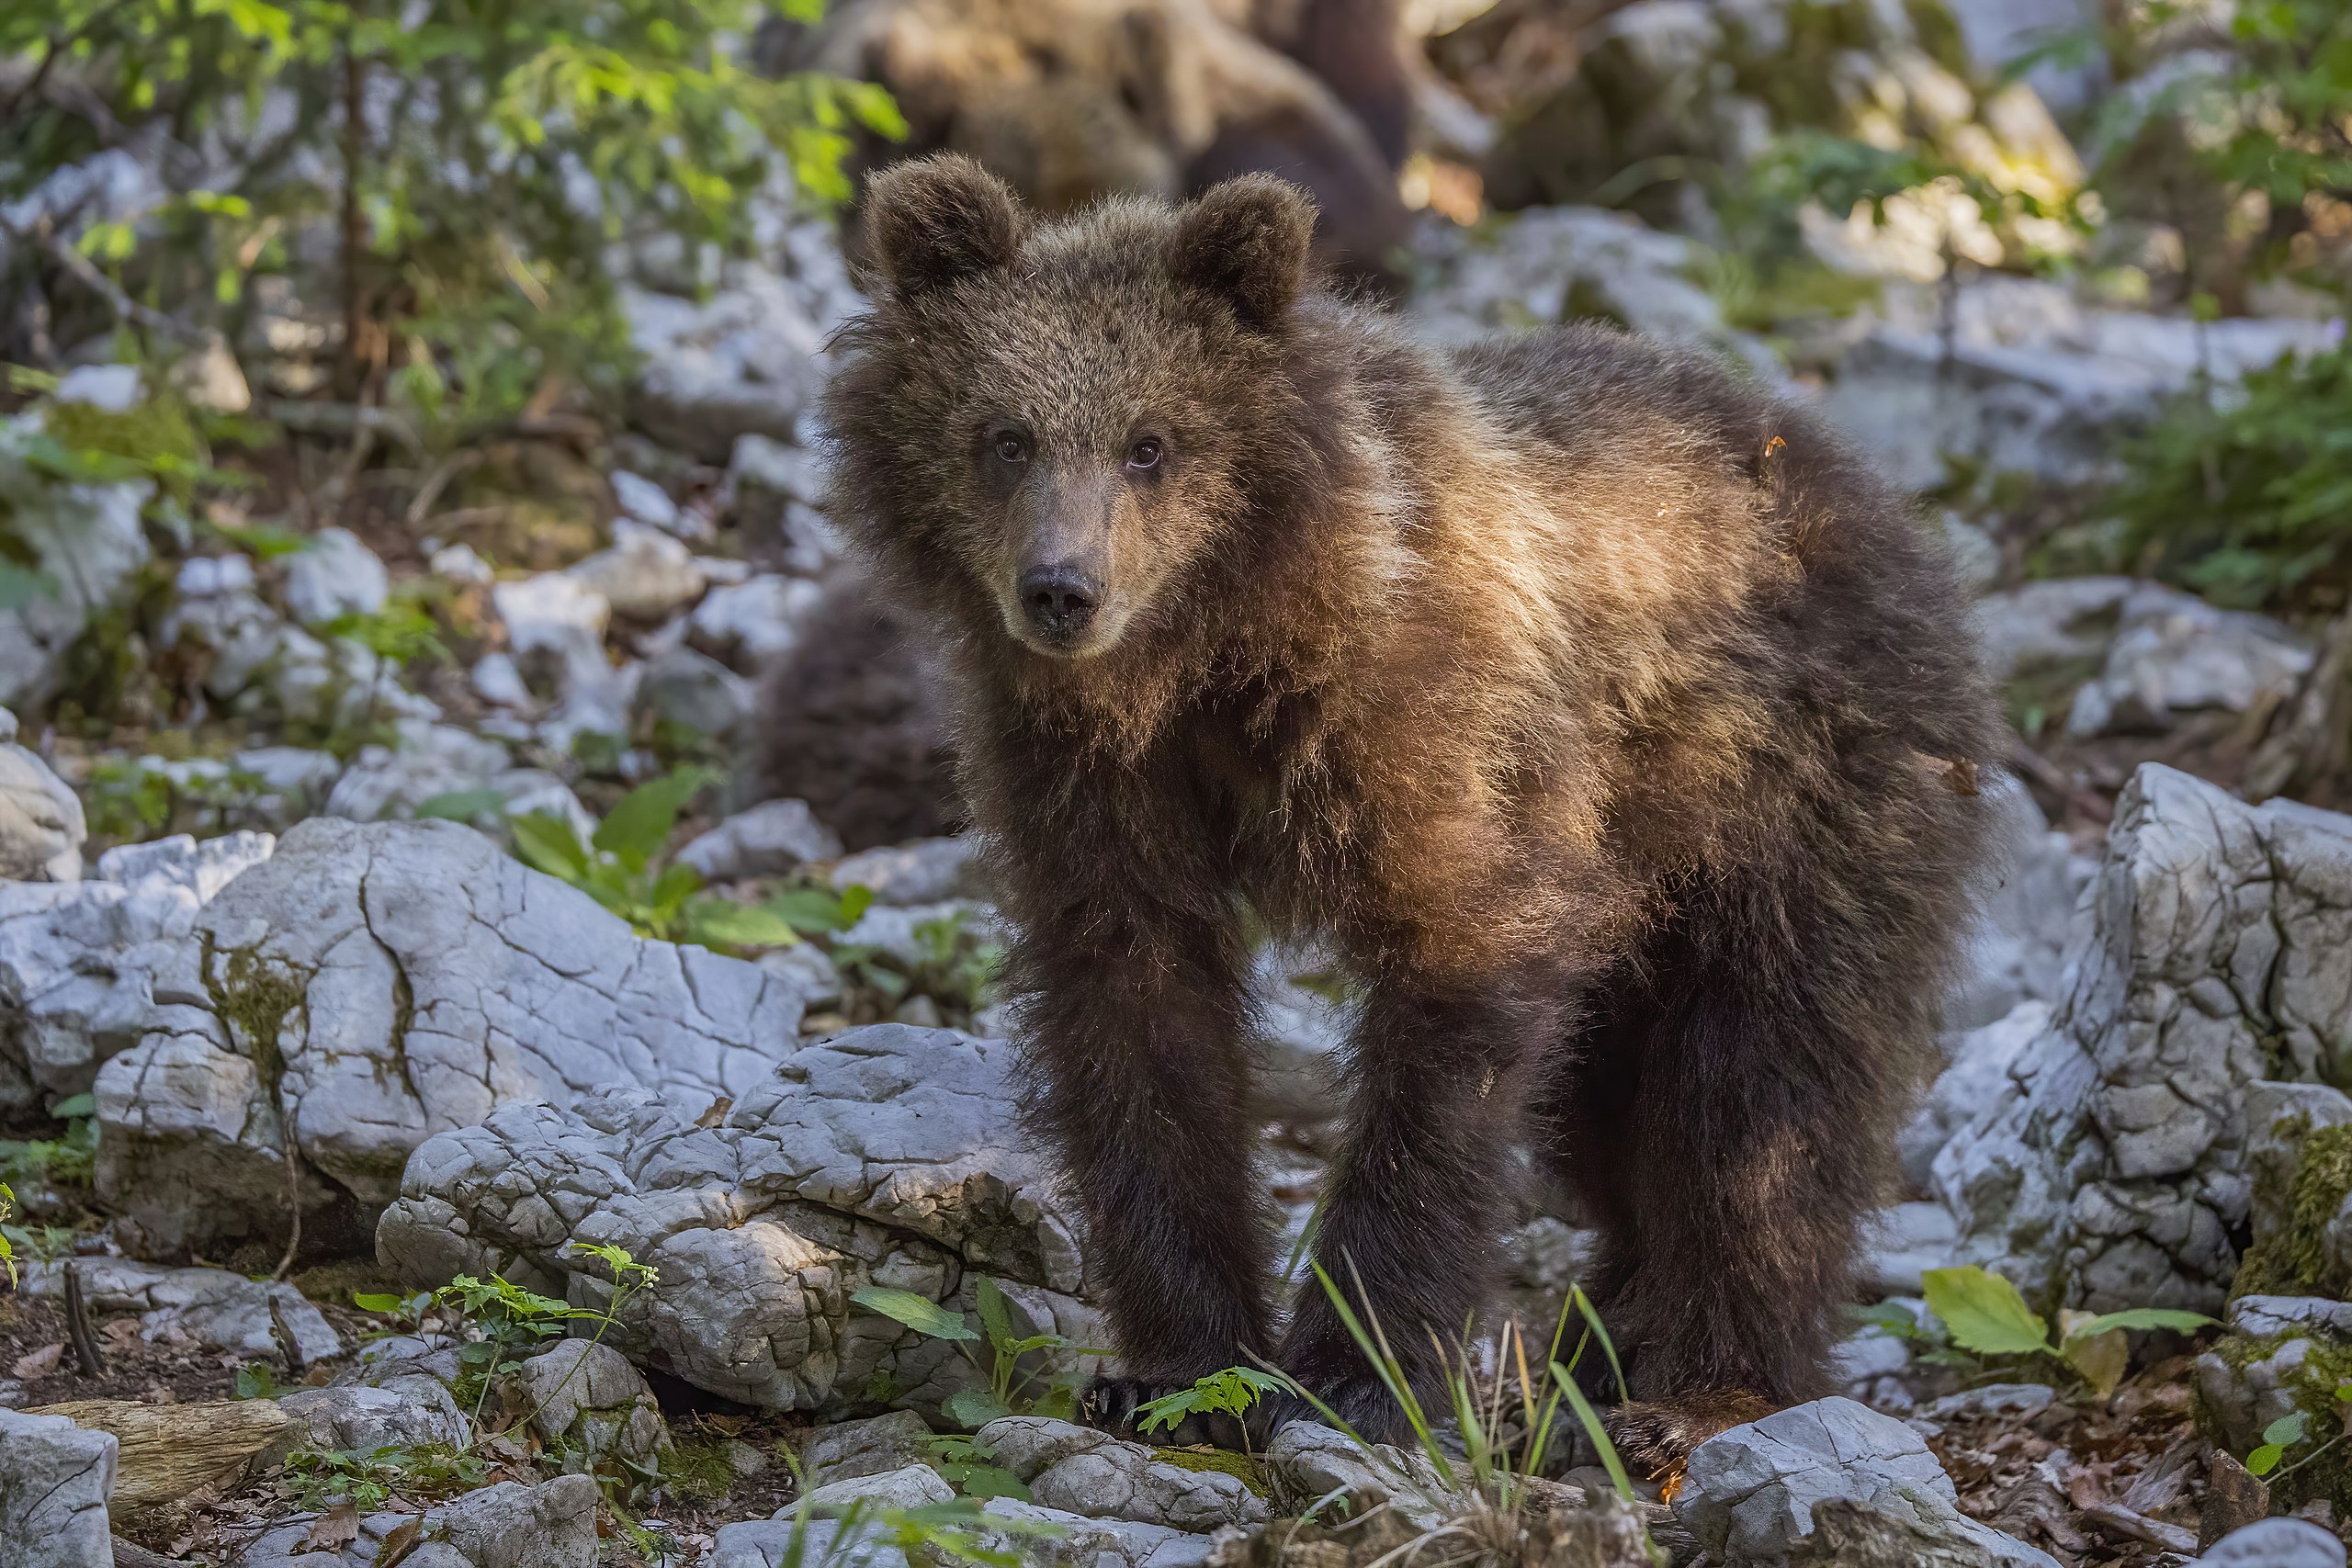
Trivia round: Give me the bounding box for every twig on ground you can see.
[64,1259,108,1380]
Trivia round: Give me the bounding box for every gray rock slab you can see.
[376,1025,1099,1419]
[95,816,809,1252]
[0,1407,117,1568]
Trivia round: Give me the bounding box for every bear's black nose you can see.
[1020,564,1100,635]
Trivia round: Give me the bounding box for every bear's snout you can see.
[1019,562,1102,642]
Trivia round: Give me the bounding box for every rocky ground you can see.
[12,6,2352,1568]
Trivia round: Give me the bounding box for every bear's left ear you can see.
[1170,175,1316,333]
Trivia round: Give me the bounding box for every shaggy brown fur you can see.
[820,155,2001,1467]
[750,568,960,851]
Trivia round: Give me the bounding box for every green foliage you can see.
[849,1277,1100,1433]
[82,755,276,844]
[2111,345,2352,611]
[235,1361,288,1400]
[277,1441,489,1510]
[0,1096,98,1190]
[319,581,450,667]
[2237,1120,2352,1298]
[1135,1368,1284,1437]
[0,1183,16,1287]
[507,767,854,954]
[2,0,899,438]
[829,908,1001,1021]
[920,1433,1032,1503]
[1920,1265,2213,1394]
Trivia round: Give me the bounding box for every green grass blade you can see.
[1550,1360,1634,1503]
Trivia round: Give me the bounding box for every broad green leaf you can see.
[683,900,801,951]
[352,1292,405,1313]
[415,788,508,822]
[950,1464,1031,1502]
[942,1387,1014,1429]
[2247,1442,2285,1475]
[2265,1410,2311,1447]
[2067,1308,2220,1338]
[510,810,590,882]
[2060,1326,2127,1396]
[593,768,713,872]
[1920,1267,2052,1357]
[975,1276,1016,1357]
[851,1285,978,1342]
[50,1093,96,1121]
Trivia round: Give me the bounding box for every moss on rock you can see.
[2233,1122,2352,1301]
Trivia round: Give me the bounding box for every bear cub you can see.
[820,153,2000,1469]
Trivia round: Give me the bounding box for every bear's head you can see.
[824,154,1320,664]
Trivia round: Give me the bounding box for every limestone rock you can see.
[0,1407,117,1568]
[0,413,153,714]
[21,1257,341,1364]
[979,1416,1269,1532]
[1931,764,2352,1311]
[96,816,808,1252]
[829,837,977,906]
[624,272,834,462]
[0,832,274,1113]
[2064,584,2312,739]
[801,1462,956,1514]
[678,800,843,884]
[2193,1517,2346,1568]
[267,1381,469,1467]
[514,1338,671,1470]
[569,521,708,623]
[283,526,390,626]
[376,1025,1098,1418]
[235,1474,597,1568]
[1261,1421,1463,1533]
[0,740,85,881]
[799,1410,935,1487]
[712,1517,907,1568]
[1675,1397,2057,1567]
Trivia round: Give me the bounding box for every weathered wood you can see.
[27,1399,289,1520]
[112,1538,190,1568]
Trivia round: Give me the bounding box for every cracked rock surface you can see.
[0,1407,119,1568]
[21,1256,341,1364]
[978,1416,1270,1532]
[93,816,811,1252]
[1675,1397,2058,1567]
[376,1024,1101,1417]
[1924,763,2352,1310]
[234,1474,598,1568]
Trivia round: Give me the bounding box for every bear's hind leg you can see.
[1575,909,1917,1480]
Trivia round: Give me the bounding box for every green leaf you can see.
[0,562,59,614]
[510,810,591,883]
[682,899,801,952]
[592,768,712,872]
[50,1093,96,1121]
[975,1277,1016,1357]
[416,789,509,822]
[2248,1443,2285,1476]
[1920,1267,2052,1357]
[850,1285,978,1342]
[2065,1308,2220,1339]
[949,1464,1031,1501]
[941,1387,1014,1430]
[352,1292,405,1313]
[2265,1410,2311,1447]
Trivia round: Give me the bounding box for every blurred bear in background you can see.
[756,0,1413,295]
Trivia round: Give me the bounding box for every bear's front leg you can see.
[1005,901,1276,1426]
[1277,973,1566,1440]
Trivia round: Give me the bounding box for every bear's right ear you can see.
[864,154,1027,299]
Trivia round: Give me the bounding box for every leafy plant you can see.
[0,1183,16,1287]
[919,1433,1033,1503]
[849,1278,1102,1431]
[1920,1265,2214,1395]
[0,0,902,436]
[2111,344,2352,611]
[235,1361,289,1400]
[1135,1368,1285,1439]
[2246,1391,2352,1479]
[278,1441,489,1511]
[0,1093,98,1190]
[507,767,870,953]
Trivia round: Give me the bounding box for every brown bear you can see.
[819,153,2001,1470]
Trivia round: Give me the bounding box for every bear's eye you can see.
[993,432,1030,464]
[1127,437,1163,470]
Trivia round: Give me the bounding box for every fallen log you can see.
[26,1398,289,1521]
